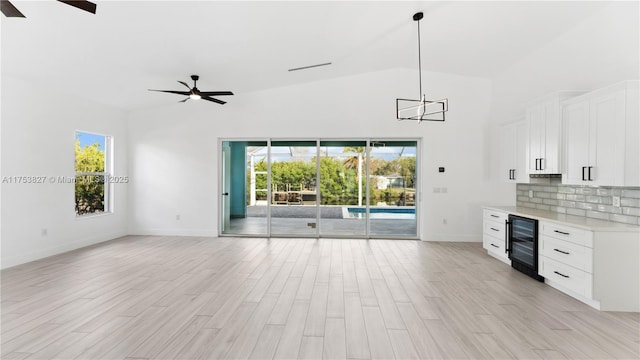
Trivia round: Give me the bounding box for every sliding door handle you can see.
[539,158,544,170]
[582,166,586,181]
[588,166,593,181]
[222,192,229,196]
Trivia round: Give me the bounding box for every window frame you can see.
[74,130,113,217]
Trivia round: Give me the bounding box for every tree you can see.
[75,140,105,215]
[343,147,365,206]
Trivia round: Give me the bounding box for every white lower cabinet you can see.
[483,207,639,312]
[482,209,509,264]
[538,226,594,302]
[538,220,639,312]
[539,256,593,298]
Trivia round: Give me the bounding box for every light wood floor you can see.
[2,236,639,359]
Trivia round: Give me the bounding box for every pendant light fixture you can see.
[396,12,448,122]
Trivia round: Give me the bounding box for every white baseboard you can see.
[545,278,601,310]
[1,230,128,269]
[128,228,216,237]
[425,234,482,242]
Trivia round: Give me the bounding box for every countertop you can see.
[484,206,640,232]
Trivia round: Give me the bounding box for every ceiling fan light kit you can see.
[396,11,449,123]
[149,75,234,105]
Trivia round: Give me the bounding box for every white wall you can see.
[128,68,495,241]
[1,75,129,269]
[486,1,640,205]
[491,2,639,123]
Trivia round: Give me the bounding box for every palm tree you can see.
[343,147,365,206]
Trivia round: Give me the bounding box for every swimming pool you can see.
[345,207,416,219]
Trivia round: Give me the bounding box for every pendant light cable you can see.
[417,17,422,99]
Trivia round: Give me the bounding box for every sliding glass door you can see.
[368,141,417,237]
[220,139,419,239]
[269,141,318,236]
[220,140,269,236]
[319,141,367,237]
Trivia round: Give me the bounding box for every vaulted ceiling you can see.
[1,1,611,110]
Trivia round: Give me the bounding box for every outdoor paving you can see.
[227,216,417,237]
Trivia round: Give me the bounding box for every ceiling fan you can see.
[1,0,97,17]
[149,75,234,105]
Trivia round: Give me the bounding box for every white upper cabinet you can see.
[563,101,591,184]
[499,120,528,183]
[562,81,639,186]
[526,92,583,175]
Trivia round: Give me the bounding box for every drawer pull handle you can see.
[490,243,499,248]
[554,230,570,235]
[553,248,570,255]
[490,227,499,232]
[490,215,499,218]
[554,271,569,278]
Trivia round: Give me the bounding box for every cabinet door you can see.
[527,105,544,173]
[563,101,590,185]
[542,100,560,173]
[514,121,529,182]
[499,123,516,182]
[590,90,626,186]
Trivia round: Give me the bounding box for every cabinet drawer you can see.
[484,220,506,240]
[540,222,592,247]
[539,235,593,273]
[483,233,506,253]
[484,209,507,223]
[539,256,592,298]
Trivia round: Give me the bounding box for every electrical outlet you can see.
[433,187,441,193]
[443,219,447,225]
[441,187,448,193]
[41,228,47,236]
[529,190,534,198]
[176,214,181,221]
[613,196,621,207]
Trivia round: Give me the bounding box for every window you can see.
[75,131,112,216]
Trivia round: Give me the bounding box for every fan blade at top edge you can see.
[199,91,234,96]
[1,1,26,17]
[178,81,190,89]
[202,96,226,105]
[149,89,190,96]
[57,0,97,14]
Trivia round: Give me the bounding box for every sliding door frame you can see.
[218,137,421,240]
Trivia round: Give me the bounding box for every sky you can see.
[76,131,105,150]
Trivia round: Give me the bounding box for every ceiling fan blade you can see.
[199,91,234,96]
[57,0,96,14]
[202,96,226,105]
[179,98,189,103]
[149,89,190,96]
[178,81,191,90]
[1,1,26,17]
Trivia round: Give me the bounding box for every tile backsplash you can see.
[516,181,640,225]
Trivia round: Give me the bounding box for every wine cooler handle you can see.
[505,220,510,254]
